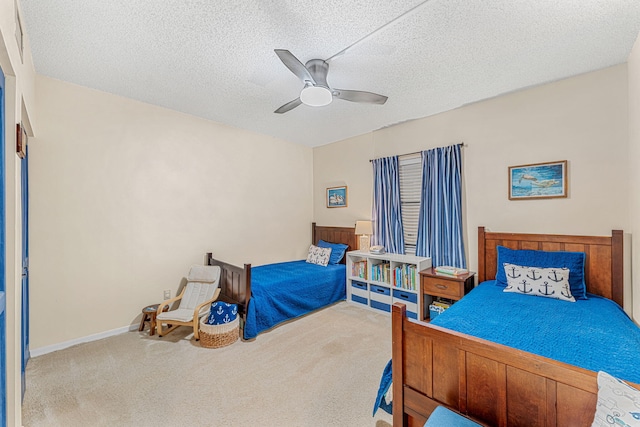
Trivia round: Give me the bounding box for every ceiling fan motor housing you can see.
[305,59,330,89]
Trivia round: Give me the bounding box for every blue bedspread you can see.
[374,280,640,416]
[244,260,346,339]
[432,281,640,384]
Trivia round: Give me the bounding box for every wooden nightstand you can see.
[419,267,475,321]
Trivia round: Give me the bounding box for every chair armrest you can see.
[192,288,222,319]
[157,287,186,314]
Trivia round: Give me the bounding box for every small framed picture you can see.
[326,186,348,208]
[508,160,567,200]
[16,123,27,159]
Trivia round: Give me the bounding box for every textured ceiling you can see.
[20,0,640,147]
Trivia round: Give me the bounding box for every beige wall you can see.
[29,76,313,349]
[629,34,640,322]
[314,65,630,307]
[0,0,36,425]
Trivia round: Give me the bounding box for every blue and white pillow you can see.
[306,244,331,266]
[207,302,238,325]
[317,239,348,264]
[503,263,575,302]
[495,246,587,299]
[592,371,640,426]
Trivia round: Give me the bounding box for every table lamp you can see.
[355,220,373,251]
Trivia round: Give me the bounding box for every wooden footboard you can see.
[206,253,251,320]
[392,303,600,427]
[391,227,627,427]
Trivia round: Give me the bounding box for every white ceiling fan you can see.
[273,49,388,114]
[272,1,434,114]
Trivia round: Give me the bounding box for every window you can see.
[398,154,421,255]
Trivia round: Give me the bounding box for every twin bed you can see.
[205,223,639,425]
[206,223,356,340]
[390,227,640,427]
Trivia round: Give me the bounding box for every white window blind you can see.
[399,155,421,255]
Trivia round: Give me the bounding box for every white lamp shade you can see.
[355,220,373,235]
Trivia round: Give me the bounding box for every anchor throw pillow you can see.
[207,302,238,325]
[591,371,640,427]
[306,244,331,267]
[502,263,575,302]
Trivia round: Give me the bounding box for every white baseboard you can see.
[30,324,138,358]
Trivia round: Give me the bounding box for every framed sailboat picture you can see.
[508,160,567,200]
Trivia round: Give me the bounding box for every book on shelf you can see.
[371,262,391,284]
[431,300,451,310]
[393,263,417,290]
[434,265,468,276]
[351,260,368,279]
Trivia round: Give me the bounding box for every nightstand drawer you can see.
[422,277,464,299]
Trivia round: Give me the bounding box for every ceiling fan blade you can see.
[333,89,388,105]
[274,98,302,114]
[274,49,316,84]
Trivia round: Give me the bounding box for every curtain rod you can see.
[369,142,466,162]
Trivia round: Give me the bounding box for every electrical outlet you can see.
[163,290,171,300]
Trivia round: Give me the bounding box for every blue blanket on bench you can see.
[374,281,640,415]
[244,260,346,339]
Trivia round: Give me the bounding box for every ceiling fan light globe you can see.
[300,86,332,107]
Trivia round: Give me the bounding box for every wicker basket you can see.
[199,316,239,348]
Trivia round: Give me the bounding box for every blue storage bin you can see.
[351,281,367,290]
[370,284,390,296]
[351,294,368,305]
[371,300,391,312]
[392,289,418,304]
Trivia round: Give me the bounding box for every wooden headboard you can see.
[312,222,357,263]
[478,226,624,306]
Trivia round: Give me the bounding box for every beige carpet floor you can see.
[22,302,394,427]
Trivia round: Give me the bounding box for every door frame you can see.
[0,62,8,427]
[20,143,28,398]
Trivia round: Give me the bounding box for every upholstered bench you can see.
[424,406,482,427]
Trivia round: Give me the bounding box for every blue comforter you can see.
[374,281,640,415]
[432,281,640,383]
[244,260,346,339]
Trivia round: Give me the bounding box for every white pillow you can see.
[592,371,640,426]
[503,263,575,302]
[306,244,331,267]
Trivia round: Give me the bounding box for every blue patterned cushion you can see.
[317,240,349,264]
[207,302,238,325]
[495,246,587,299]
[592,371,640,426]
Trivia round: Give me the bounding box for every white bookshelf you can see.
[346,250,431,319]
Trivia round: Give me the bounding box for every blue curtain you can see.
[416,144,466,268]
[372,156,405,254]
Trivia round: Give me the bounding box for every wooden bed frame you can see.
[206,222,356,332]
[392,226,625,427]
